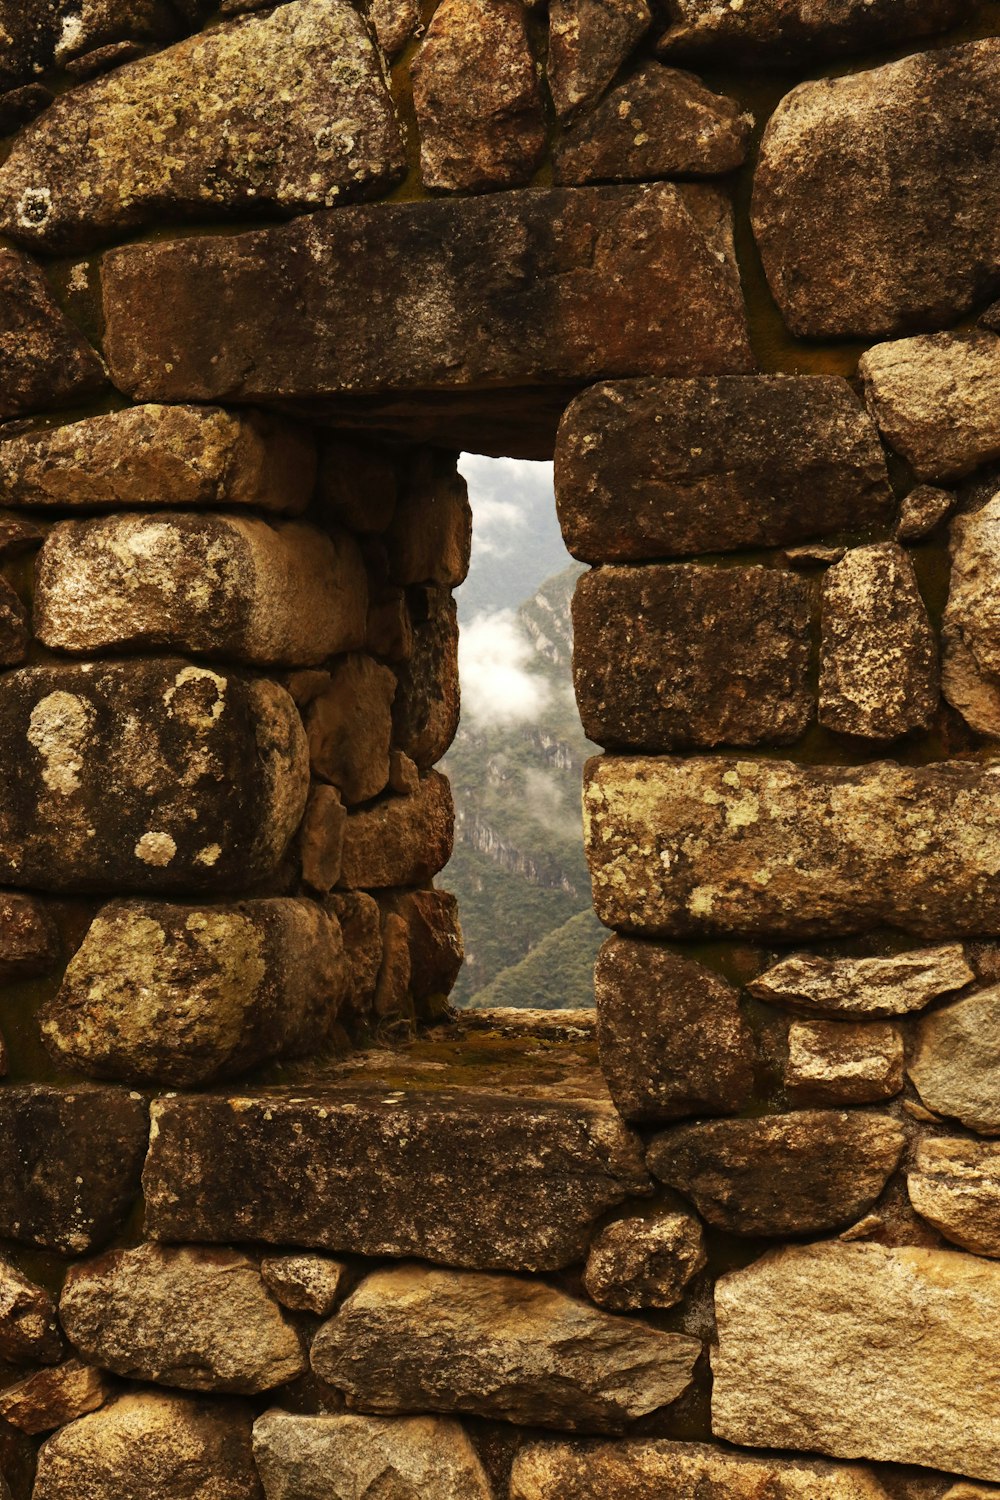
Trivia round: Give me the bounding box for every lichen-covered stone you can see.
[860,332,1000,482]
[40,899,346,1087]
[595,937,753,1123]
[305,656,396,804]
[0,1259,61,1365]
[555,63,750,185]
[143,1083,650,1271]
[338,772,454,888]
[0,891,58,982]
[574,563,813,750]
[392,587,460,768]
[253,1411,493,1500]
[942,493,1000,737]
[818,543,938,739]
[548,0,650,120]
[60,1244,306,1394]
[712,1242,1000,1481]
[101,184,754,403]
[657,0,961,64]
[32,1392,263,1500]
[907,1137,1000,1258]
[751,42,1000,339]
[260,1255,348,1317]
[0,659,308,894]
[0,0,406,252]
[34,513,367,667]
[371,0,419,54]
[0,405,315,513]
[785,1021,904,1106]
[583,1208,705,1311]
[510,1438,894,1499]
[0,1360,110,1436]
[895,484,955,543]
[0,249,106,420]
[556,376,891,562]
[310,1264,699,1432]
[647,1111,905,1236]
[909,984,1000,1135]
[0,1085,147,1254]
[585,755,1000,939]
[748,945,974,1017]
[411,0,546,192]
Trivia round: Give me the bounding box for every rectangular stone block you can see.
[584,755,1000,939]
[573,564,813,750]
[100,184,753,407]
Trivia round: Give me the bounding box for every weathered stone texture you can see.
[0,1259,61,1365]
[909,985,1000,1135]
[310,1264,699,1432]
[411,0,546,192]
[819,543,937,739]
[260,1255,348,1317]
[0,405,315,513]
[907,1137,1000,1258]
[371,0,419,54]
[0,249,107,420]
[548,0,650,120]
[748,945,974,1017]
[583,1208,705,1311]
[896,484,955,543]
[648,1111,904,1236]
[305,656,396,804]
[298,784,347,895]
[60,1245,306,1394]
[318,439,396,534]
[556,376,891,562]
[339,772,454,888]
[657,0,962,63]
[861,332,1000,483]
[101,184,754,403]
[144,1085,649,1270]
[942,493,1000,736]
[574,563,812,750]
[784,1021,904,1106]
[40,899,346,1087]
[0,0,406,252]
[752,42,1000,339]
[585,756,1000,939]
[388,454,471,589]
[0,1086,147,1253]
[32,1392,263,1500]
[712,1243,1000,1481]
[510,1438,895,1498]
[555,64,751,185]
[34,513,367,667]
[0,659,308,894]
[0,892,59,981]
[0,1360,110,1435]
[253,1411,493,1500]
[392,588,460,768]
[595,937,753,1122]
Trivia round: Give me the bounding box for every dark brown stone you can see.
[0,249,106,420]
[0,578,28,668]
[143,1083,650,1271]
[548,0,650,120]
[751,41,1000,339]
[388,452,471,588]
[784,1021,904,1107]
[657,0,962,65]
[299,785,347,895]
[555,376,891,562]
[338,772,454,889]
[378,889,464,1009]
[327,891,383,1022]
[554,63,751,185]
[305,656,396,805]
[596,937,753,1123]
[896,484,955,543]
[0,892,59,981]
[573,563,813,751]
[0,1259,62,1365]
[392,587,460,768]
[583,1207,706,1311]
[412,0,546,192]
[0,1086,147,1254]
[63,39,153,78]
[100,185,754,405]
[371,0,420,54]
[0,1360,110,1435]
[0,85,53,135]
[648,1111,905,1236]
[318,439,397,534]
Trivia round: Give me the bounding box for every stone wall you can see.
[0,0,999,1496]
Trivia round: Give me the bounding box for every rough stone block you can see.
[0,1258,62,1365]
[584,755,1000,939]
[0,405,316,513]
[0,249,107,420]
[942,492,1000,736]
[100,184,754,405]
[34,513,367,667]
[391,587,460,768]
[305,656,396,804]
[548,0,650,121]
[338,772,454,889]
[0,892,59,981]
[907,1137,1000,1258]
[583,1208,705,1312]
[0,659,308,894]
[318,439,396,534]
[784,1021,904,1106]
[377,889,464,1007]
[748,945,974,1017]
[573,563,813,750]
[388,453,472,589]
[0,0,405,252]
[260,1255,348,1317]
[555,376,891,561]
[909,984,1000,1135]
[0,1361,110,1436]
[712,1242,1000,1481]
[657,0,961,63]
[142,1083,650,1271]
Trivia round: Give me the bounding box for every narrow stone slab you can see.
[548,0,651,121]
[100,184,754,405]
[555,376,891,562]
[942,492,1000,736]
[143,1083,650,1271]
[747,946,974,1017]
[0,1258,62,1364]
[0,659,308,894]
[712,1243,1000,1481]
[573,563,812,750]
[0,0,405,252]
[34,513,367,667]
[585,755,1000,939]
[909,984,1000,1135]
[752,42,1000,339]
[657,0,961,64]
[0,405,315,512]
[907,1137,1000,1258]
[0,1360,110,1436]
[0,248,107,420]
[310,1264,699,1433]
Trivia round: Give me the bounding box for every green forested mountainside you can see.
[443,563,602,1010]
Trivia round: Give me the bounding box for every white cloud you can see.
[459,610,551,728]
[459,454,554,558]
